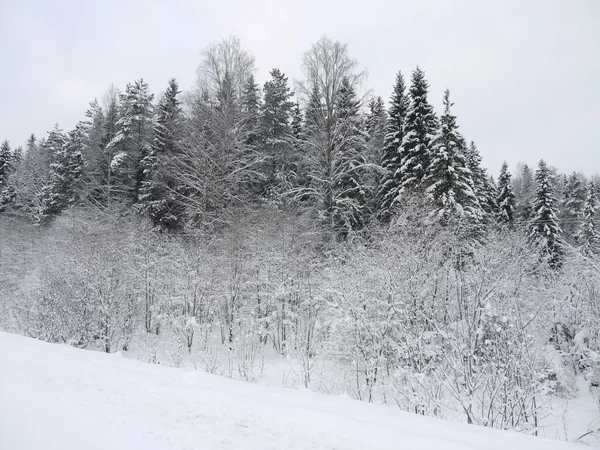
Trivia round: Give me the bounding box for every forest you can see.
[0,35,599,439]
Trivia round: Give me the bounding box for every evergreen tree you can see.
[378,71,409,220]
[242,74,261,147]
[38,125,83,222]
[304,83,324,135]
[364,96,386,216]
[562,172,587,241]
[259,68,295,196]
[0,140,11,189]
[330,76,369,233]
[107,79,155,203]
[0,140,13,211]
[514,163,535,224]
[578,182,599,256]
[496,161,515,224]
[464,141,497,224]
[529,159,563,268]
[424,90,480,227]
[397,67,437,199]
[291,101,303,141]
[365,96,386,164]
[138,78,183,230]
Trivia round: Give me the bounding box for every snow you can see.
[0,332,581,450]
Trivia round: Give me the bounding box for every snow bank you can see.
[0,332,579,450]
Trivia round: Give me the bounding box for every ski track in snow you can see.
[0,332,581,450]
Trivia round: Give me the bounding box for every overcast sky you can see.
[1,0,598,176]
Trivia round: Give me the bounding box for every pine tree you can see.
[330,76,369,233]
[138,78,183,229]
[378,71,409,220]
[397,67,437,200]
[514,163,535,224]
[562,172,587,241]
[0,140,13,211]
[305,83,324,135]
[496,161,515,224]
[424,90,480,227]
[529,159,563,268]
[291,101,303,141]
[107,78,155,203]
[0,140,11,189]
[38,125,83,222]
[259,68,295,196]
[363,96,386,216]
[578,182,599,256]
[242,74,261,147]
[464,141,497,224]
[365,96,386,164]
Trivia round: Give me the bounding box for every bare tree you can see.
[196,35,256,102]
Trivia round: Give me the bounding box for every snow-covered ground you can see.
[0,332,583,450]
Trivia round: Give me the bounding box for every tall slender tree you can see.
[138,78,183,229]
[464,141,497,224]
[107,79,155,203]
[424,90,480,227]
[529,160,563,268]
[259,68,295,195]
[496,161,515,225]
[397,67,437,200]
[578,182,599,256]
[377,71,409,220]
[561,172,587,241]
[38,125,84,223]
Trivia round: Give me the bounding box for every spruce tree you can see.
[397,67,437,200]
[330,76,369,233]
[562,172,587,241]
[364,96,386,216]
[259,68,295,196]
[291,101,303,141]
[365,96,386,164]
[464,141,497,224]
[578,182,599,256]
[38,125,83,222]
[242,74,261,147]
[107,78,154,203]
[529,159,563,268]
[424,90,480,227]
[514,163,535,224]
[305,83,324,135]
[138,78,183,230]
[0,140,11,189]
[378,71,409,220]
[0,140,13,212]
[496,161,515,224]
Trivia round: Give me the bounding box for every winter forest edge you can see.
[0,35,599,443]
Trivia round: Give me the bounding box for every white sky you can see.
[1,0,598,176]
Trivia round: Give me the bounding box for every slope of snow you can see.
[0,332,580,450]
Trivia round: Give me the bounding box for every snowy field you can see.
[0,332,582,450]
